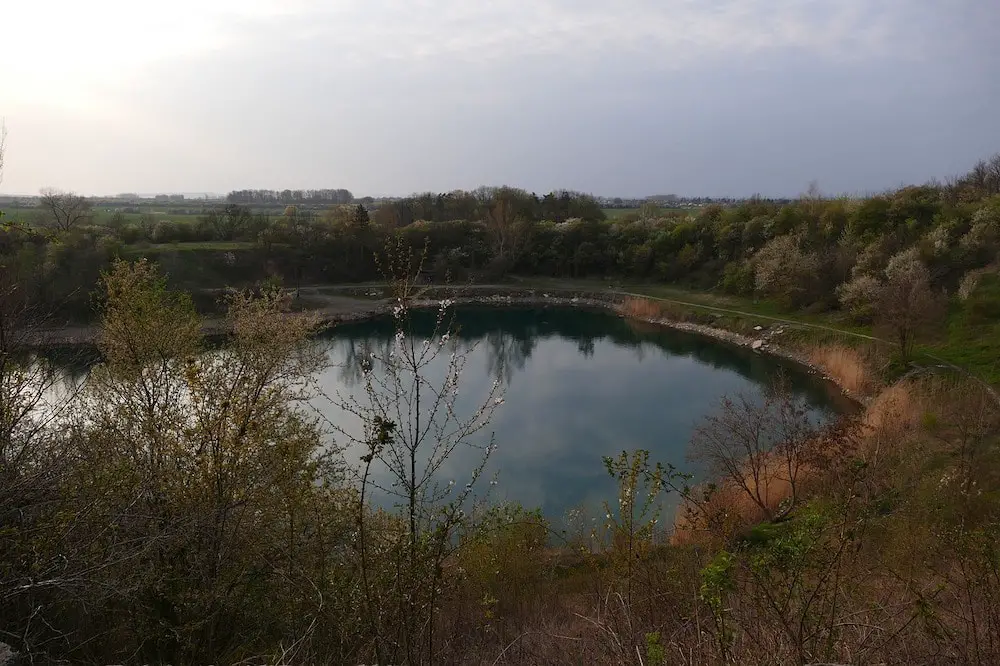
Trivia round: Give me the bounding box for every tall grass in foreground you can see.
[806,343,876,396]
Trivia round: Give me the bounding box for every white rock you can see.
[753,325,764,331]
[751,340,764,350]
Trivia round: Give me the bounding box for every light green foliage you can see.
[457,502,549,622]
[699,549,735,610]
[600,450,688,595]
[98,257,201,369]
[1,260,367,664]
[601,450,667,555]
[747,508,827,575]
[644,631,666,665]
[700,550,736,658]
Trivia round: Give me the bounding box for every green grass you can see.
[94,211,204,225]
[924,278,1000,384]
[125,241,257,252]
[602,208,641,219]
[2,206,205,226]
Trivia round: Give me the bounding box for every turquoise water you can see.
[311,306,847,524]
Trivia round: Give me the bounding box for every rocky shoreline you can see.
[30,289,863,406]
[400,293,864,406]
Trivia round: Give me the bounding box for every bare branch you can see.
[37,188,93,232]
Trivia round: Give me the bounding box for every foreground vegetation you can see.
[2,257,1000,664]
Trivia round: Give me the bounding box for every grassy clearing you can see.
[94,211,203,223]
[601,208,640,219]
[930,316,1000,383]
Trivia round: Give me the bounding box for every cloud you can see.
[1,0,997,195]
[201,0,930,69]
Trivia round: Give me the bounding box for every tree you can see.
[836,273,881,322]
[484,187,533,274]
[274,206,322,296]
[328,240,504,664]
[689,379,843,523]
[63,260,351,663]
[352,203,370,228]
[875,251,946,363]
[0,226,84,660]
[752,234,820,308]
[37,188,92,232]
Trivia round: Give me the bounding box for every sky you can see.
[1,0,998,198]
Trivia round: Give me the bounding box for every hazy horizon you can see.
[2,1,998,199]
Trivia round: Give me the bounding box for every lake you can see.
[310,305,847,526]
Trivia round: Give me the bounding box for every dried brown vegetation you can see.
[806,343,877,396]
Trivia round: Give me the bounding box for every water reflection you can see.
[35,307,848,524]
[484,329,536,386]
[316,306,848,522]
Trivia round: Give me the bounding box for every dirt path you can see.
[610,289,1000,404]
[610,290,882,342]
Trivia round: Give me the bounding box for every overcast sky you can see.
[1,1,998,198]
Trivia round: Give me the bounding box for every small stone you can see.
[0,642,16,666]
[751,340,764,350]
[753,325,764,331]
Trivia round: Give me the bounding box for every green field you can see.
[125,241,257,252]
[602,207,701,219]
[3,205,205,225]
[601,208,640,219]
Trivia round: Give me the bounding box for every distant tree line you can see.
[226,188,355,205]
[371,187,605,227]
